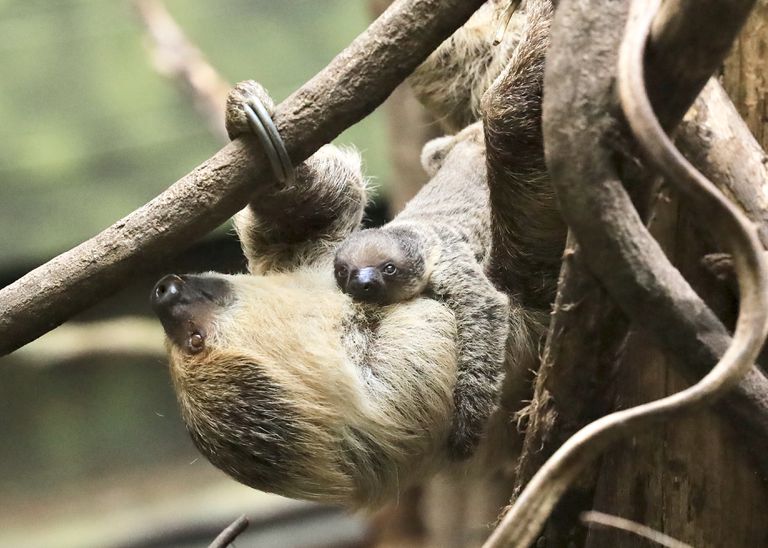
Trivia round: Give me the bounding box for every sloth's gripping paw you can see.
[225,80,276,140]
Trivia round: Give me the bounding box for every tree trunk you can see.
[724,0,768,151]
[586,189,768,547]
[584,3,768,545]
[586,8,768,545]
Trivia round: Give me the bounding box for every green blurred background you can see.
[0,1,392,546]
[0,0,389,265]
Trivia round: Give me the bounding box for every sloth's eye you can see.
[188,332,205,353]
[335,265,348,278]
[382,263,397,276]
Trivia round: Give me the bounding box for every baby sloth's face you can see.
[334,228,427,304]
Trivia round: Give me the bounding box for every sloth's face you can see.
[151,273,233,355]
[334,228,427,305]
[151,269,458,506]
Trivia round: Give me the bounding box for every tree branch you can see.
[542,0,768,458]
[580,511,692,548]
[677,79,768,249]
[485,0,767,545]
[133,0,231,142]
[208,515,249,548]
[513,0,768,502]
[0,0,486,357]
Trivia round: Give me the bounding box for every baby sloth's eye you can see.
[382,263,398,276]
[335,265,349,279]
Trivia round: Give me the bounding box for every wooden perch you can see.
[0,0,486,357]
[542,0,768,461]
[486,0,768,545]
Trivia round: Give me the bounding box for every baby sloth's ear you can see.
[420,135,457,176]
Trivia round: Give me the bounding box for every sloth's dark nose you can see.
[151,274,184,310]
[349,267,382,300]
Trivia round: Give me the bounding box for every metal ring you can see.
[243,98,295,186]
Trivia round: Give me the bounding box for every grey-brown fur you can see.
[411,0,563,309]
[334,227,428,304]
[336,124,511,460]
[408,0,524,133]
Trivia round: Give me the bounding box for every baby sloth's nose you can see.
[348,267,383,302]
[151,274,184,310]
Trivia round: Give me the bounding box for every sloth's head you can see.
[151,269,458,506]
[334,227,427,305]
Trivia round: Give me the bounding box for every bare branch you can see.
[208,515,249,548]
[678,79,768,249]
[133,0,230,142]
[580,511,692,548]
[513,22,768,513]
[541,0,768,455]
[485,0,767,545]
[0,0,487,357]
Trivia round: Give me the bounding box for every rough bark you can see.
[724,0,768,151]
[492,0,768,545]
[587,189,768,548]
[512,0,768,545]
[540,0,768,467]
[677,80,768,249]
[0,0,487,357]
[514,0,768,506]
[511,234,627,547]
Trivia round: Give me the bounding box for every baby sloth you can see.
[334,228,428,305]
[335,125,510,460]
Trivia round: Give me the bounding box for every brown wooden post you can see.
[724,0,768,151]
[586,192,768,547]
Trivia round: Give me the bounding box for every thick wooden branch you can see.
[0,0,486,357]
[678,79,768,249]
[543,0,768,460]
[647,0,757,129]
[515,0,768,492]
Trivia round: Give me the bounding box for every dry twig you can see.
[580,511,692,548]
[208,515,249,548]
[133,0,230,142]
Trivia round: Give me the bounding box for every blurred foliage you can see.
[0,0,389,266]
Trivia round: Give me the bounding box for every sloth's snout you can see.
[152,274,184,310]
[150,273,233,353]
[348,267,384,302]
